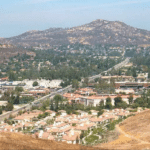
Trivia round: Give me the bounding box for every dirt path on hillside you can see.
[116,125,150,144]
[95,110,150,149]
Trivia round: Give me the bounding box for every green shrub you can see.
[85,135,99,144]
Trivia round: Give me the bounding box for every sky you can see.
[0,0,150,37]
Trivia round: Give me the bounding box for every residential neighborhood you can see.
[0,107,132,145]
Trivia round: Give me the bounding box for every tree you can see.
[105,97,112,109]
[128,95,133,105]
[53,95,63,111]
[132,68,137,77]
[114,96,122,107]
[18,110,23,115]
[8,71,17,81]
[0,107,2,115]
[50,101,54,110]
[99,100,104,109]
[15,87,23,92]
[114,96,128,108]
[14,94,20,104]
[33,81,38,87]
[5,103,13,111]
[72,79,79,89]
[97,109,104,117]
[106,97,111,103]
[76,136,79,144]
[134,97,147,107]
[117,101,128,109]
[105,102,113,110]
[80,131,84,139]
[20,96,34,104]
[84,77,89,86]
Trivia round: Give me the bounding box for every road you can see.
[88,57,130,81]
[0,85,72,121]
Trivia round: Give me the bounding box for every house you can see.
[79,94,140,106]
[75,88,97,96]
[117,112,128,118]
[39,130,44,138]
[41,132,50,139]
[29,89,47,97]
[137,73,148,82]
[62,129,80,144]
[14,116,27,123]
[14,124,23,132]
[115,82,150,89]
[89,117,104,125]
[137,76,146,83]
[4,125,14,132]
[0,77,9,81]
[115,88,135,94]
[0,101,8,106]
[58,110,67,116]
[76,110,88,116]
[48,135,55,140]
[86,122,96,130]
[63,93,83,104]
[47,127,59,136]
[100,75,134,83]
[49,110,56,117]
[90,110,98,116]
[14,111,43,123]
[58,125,72,137]
[75,124,88,132]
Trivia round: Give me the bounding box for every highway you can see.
[88,57,130,81]
[0,85,72,121]
[0,58,130,121]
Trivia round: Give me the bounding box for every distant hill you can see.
[1,19,150,48]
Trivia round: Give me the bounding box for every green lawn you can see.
[93,127,104,134]
[85,134,99,144]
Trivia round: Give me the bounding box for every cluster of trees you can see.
[114,97,128,109]
[106,117,125,131]
[46,119,54,125]
[33,81,38,87]
[132,90,150,108]
[0,44,121,88]
[48,95,104,116]
[97,96,128,110]
[0,102,13,113]
[42,94,135,116]
[0,88,35,113]
[94,78,115,94]
[39,91,150,117]
[1,90,34,105]
[37,112,50,119]
[108,67,137,77]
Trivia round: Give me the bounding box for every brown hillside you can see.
[119,109,150,143]
[96,109,150,150]
[0,132,97,150]
[1,19,150,47]
[0,47,28,64]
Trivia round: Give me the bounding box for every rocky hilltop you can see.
[1,19,150,48]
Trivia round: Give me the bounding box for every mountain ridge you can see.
[1,19,150,48]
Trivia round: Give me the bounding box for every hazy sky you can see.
[1,0,150,37]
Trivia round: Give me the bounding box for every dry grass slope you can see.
[0,132,98,150]
[95,109,150,150]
